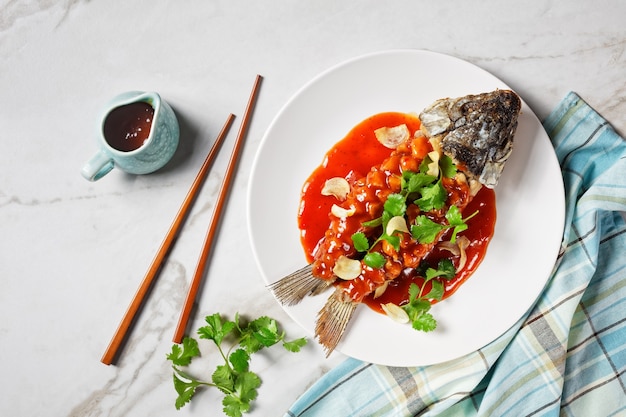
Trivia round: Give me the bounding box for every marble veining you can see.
[0,0,80,32]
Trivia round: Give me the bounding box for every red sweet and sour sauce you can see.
[298,112,496,313]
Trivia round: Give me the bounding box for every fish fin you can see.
[315,289,358,357]
[267,264,331,306]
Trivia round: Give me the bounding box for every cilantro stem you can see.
[166,313,306,416]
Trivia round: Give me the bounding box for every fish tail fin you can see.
[315,289,358,357]
[267,264,331,306]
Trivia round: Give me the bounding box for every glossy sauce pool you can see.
[298,112,496,311]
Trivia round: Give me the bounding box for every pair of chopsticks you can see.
[101,74,263,365]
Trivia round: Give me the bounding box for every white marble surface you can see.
[1,1,624,416]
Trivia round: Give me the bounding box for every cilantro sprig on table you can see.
[166,313,307,417]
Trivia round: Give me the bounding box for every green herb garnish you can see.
[166,313,307,416]
[414,180,447,211]
[403,259,456,332]
[350,153,470,268]
[411,207,478,244]
[345,150,478,333]
[351,195,406,267]
[363,252,386,269]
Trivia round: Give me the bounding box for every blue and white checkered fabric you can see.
[286,92,626,417]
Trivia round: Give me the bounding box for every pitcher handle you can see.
[81,150,115,181]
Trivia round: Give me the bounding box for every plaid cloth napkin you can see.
[286,92,626,417]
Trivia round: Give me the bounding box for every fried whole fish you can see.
[268,89,522,356]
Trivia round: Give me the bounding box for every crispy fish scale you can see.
[419,89,522,188]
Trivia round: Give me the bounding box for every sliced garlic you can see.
[375,124,410,149]
[381,303,409,324]
[438,240,460,256]
[333,255,362,280]
[373,281,389,298]
[428,149,441,160]
[469,178,482,197]
[438,235,470,271]
[457,236,470,271]
[428,136,442,154]
[456,170,482,197]
[321,177,350,201]
[331,204,356,218]
[426,150,441,177]
[385,215,409,236]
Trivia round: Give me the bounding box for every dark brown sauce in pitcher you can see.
[103,102,154,152]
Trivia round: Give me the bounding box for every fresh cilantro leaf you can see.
[166,336,200,366]
[424,259,456,281]
[351,232,370,252]
[363,252,386,268]
[411,215,445,243]
[445,204,463,226]
[236,315,273,354]
[408,281,421,301]
[198,313,235,345]
[403,293,436,332]
[411,311,437,332]
[424,267,440,280]
[422,279,444,301]
[384,193,406,217]
[237,331,262,354]
[401,257,456,332]
[405,298,431,319]
[381,210,393,228]
[415,180,447,211]
[412,206,478,244]
[362,217,382,228]
[439,155,457,178]
[234,371,261,403]
[402,171,437,195]
[172,371,200,410]
[223,394,248,417]
[283,337,307,352]
[437,258,456,279]
[445,207,478,242]
[229,348,250,373]
[251,321,282,349]
[381,232,401,251]
[402,283,438,332]
[450,223,468,242]
[212,364,235,393]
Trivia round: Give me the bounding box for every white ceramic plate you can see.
[247,50,565,366]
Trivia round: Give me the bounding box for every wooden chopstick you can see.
[101,113,236,365]
[173,74,263,343]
